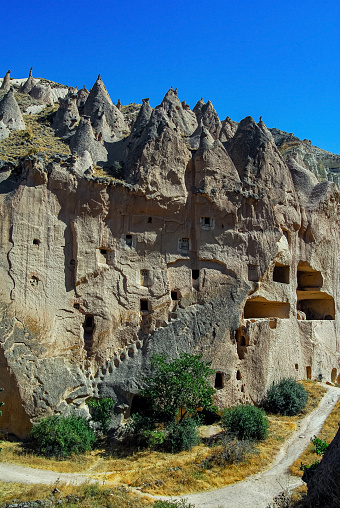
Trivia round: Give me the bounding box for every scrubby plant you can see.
[263,378,308,416]
[86,397,114,433]
[221,404,269,441]
[163,418,201,453]
[203,433,257,468]
[28,415,96,458]
[153,500,195,508]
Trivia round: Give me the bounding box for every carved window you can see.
[200,217,214,230]
[140,299,149,312]
[171,290,179,301]
[140,269,150,287]
[248,264,259,282]
[125,234,133,247]
[215,372,224,389]
[273,264,290,284]
[179,237,189,253]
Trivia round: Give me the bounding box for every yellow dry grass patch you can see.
[0,106,71,163]
[290,396,340,477]
[1,381,326,497]
[0,481,152,507]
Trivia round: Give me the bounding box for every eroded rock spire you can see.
[70,115,108,165]
[0,88,25,131]
[0,70,11,92]
[83,75,128,141]
[18,67,36,94]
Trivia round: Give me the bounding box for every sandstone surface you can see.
[0,73,339,439]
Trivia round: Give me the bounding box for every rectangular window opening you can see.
[125,234,133,247]
[192,269,199,280]
[140,269,149,287]
[140,299,149,312]
[215,372,223,389]
[171,291,178,301]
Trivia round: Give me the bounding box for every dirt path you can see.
[167,385,340,508]
[0,385,339,508]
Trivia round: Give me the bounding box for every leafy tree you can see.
[263,378,308,416]
[222,404,269,441]
[28,415,96,458]
[141,353,216,424]
[86,397,114,433]
[129,353,216,452]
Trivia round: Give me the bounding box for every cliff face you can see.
[0,73,339,438]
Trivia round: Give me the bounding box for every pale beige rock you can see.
[0,85,339,438]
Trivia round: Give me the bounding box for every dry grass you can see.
[290,397,340,477]
[0,382,326,497]
[0,105,71,163]
[0,481,153,507]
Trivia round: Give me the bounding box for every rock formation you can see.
[0,88,25,131]
[83,74,128,141]
[29,82,54,105]
[53,93,80,138]
[70,115,108,165]
[77,86,89,114]
[0,73,339,439]
[18,67,36,95]
[303,427,340,507]
[0,70,11,92]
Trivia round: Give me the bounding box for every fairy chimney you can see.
[0,70,11,92]
[0,88,25,131]
[53,94,80,137]
[83,75,128,141]
[18,67,36,95]
[70,116,108,165]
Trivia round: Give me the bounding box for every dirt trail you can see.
[168,385,340,508]
[0,385,339,508]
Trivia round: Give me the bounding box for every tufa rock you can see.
[0,117,10,140]
[18,67,36,95]
[70,115,108,165]
[0,70,11,92]
[0,88,25,131]
[53,93,80,138]
[161,87,198,136]
[77,86,89,114]
[83,74,128,141]
[29,82,54,105]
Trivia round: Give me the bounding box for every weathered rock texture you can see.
[0,74,339,438]
[0,88,25,131]
[303,427,340,507]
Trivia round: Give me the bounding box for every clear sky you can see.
[2,0,339,153]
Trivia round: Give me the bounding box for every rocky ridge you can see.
[0,69,339,438]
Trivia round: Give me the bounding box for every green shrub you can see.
[28,415,96,458]
[86,397,114,433]
[311,435,329,455]
[163,419,201,453]
[263,378,308,416]
[221,404,269,441]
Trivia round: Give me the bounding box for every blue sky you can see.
[2,0,339,153]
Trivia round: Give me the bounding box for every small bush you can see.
[28,415,96,458]
[203,434,257,468]
[263,378,308,416]
[221,404,269,441]
[153,500,195,508]
[86,397,114,433]
[311,435,328,455]
[164,419,201,453]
